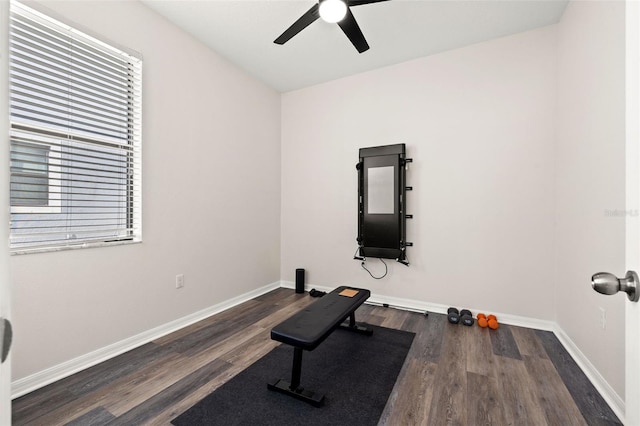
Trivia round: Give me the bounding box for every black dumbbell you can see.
[447,307,460,324]
[460,309,474,326]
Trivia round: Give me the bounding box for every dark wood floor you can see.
[12,288,621,425]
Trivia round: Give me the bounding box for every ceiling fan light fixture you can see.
[319,0,348,23]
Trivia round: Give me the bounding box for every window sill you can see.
[10,239,142,255]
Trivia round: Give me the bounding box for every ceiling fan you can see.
[274,0,389,54]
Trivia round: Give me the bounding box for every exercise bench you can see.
[267,286,372,406]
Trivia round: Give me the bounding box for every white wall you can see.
[0,0,12,422]
[555,1,626,399]
[281,26,557,320]
[10,0,281,381]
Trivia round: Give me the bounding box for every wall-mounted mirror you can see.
[356,143,411,265]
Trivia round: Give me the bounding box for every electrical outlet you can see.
[176,274,184,289]
[599,307,606,330]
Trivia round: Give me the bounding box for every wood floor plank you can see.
[362,313,386,326]
[511,326,549,359]
[15,394,100,426]
[63,407,116,426]
[152,299,262,346]
[427,324,468,426]
[162,318,239,355]
[380,308,411,329]
[405,312,446,363]
[153,291,305,348]
[535,330,622,425]
[147,352,276,425]
[252,286,292,302]
[466,326,495,377]
[466,371,507,426]
[15,348,187,426]
[379,358,438,426]
[102,358,233,426]
[399,310,428,333]
[356,303,376,316]
[523,354,588,426]
[229,292,309,330]
[250,294,314,329]
[493,354,549,426]
[489,324,522,360]
[219,331,280,367]
[69,342,175,396]
[162,294,305,357]
[103,351,197,416]
[138,322,268,410]
[12,388,76,425]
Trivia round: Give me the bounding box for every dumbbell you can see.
[487,314,499,329]
[448,308,474,326]
[477,313,499,329]
[460,309,474,326]
[477,313,488,328]
[447,307,460,324]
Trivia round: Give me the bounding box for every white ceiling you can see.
[141,0,569,92]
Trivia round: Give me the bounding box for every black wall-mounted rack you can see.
[356,143,412,266]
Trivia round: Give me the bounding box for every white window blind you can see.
[9,1,142,253]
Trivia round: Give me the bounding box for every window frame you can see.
[8,1,142,254]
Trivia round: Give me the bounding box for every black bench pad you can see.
[271,286,370,351]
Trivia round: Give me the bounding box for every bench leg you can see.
[290,347,302,390]
[340,312,373,335]
[267,347,325,407]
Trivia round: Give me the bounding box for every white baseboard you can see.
[281,281,625,421]
[282,281,556,330]
[11,281,282,399]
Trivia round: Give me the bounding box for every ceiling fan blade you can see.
[348,0,389,6]
[337,8,369,53]
[274,4,320,45]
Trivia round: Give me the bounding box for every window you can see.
[8,1,142,253]
[11,143,52,208]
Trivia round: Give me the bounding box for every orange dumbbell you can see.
[477,313,488,328]
[487,314,499,330]
[477,313,499,329]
